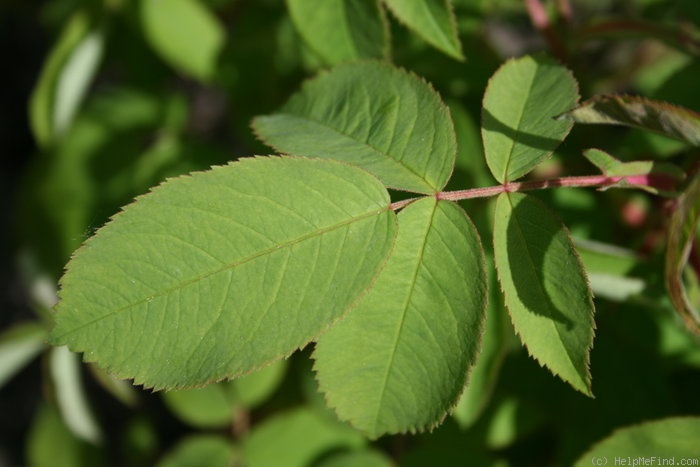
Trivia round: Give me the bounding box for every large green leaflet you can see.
[482,54,578,183]
[51,157,397,389]
[383,0,463,60]
[252,62,456,194]
[574,417,700,466]
[286,0,389,64]
[493,192,594,395]
[314,198,487,437]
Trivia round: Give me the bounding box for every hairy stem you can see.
[390,173,670,211]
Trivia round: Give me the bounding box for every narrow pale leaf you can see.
[50,157,397,389]
[493,192,595,395]
[314,198,487,437]
[383,0,463,60]
[286,0,389,64]
[583,148,684,195]
[482,54,579,183]
[559,95,700,146]
[574,417,700,467]
[140,0,225,81]
[49,346,103,443]
[29,11,103,147]
[0,321,46,388]
[665,174,700,334]
[253,62,456,194]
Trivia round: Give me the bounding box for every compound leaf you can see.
[574,417,700,467]
[50,157,397,390]
[558,94,700,146]
[482,54,579,183]
[314,198,487,437]
[493,192,595,395]
[286,0,389,64]
[383,0,463,60]
[253,62,456,194]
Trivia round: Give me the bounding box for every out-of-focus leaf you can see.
[452,283,509,428]
[253,62,456,194]
[383,0,463,60]
[582,148,684,195]
[139,0,225,81]
[315,449,393,467]
[26,404,103,467]
[230,359,287,408]
[242,408,365,467]
[665,173,700,334]
[29,10,104,147]
[0,321,46,388]
[574,417,700,467]
[87,364,139,407]
[286,0,388,65]
[493,192,595,396]
[49,346,102,443]
[314,198,487,437]
[482,54,578,183]
[161,384,233,429]
[559,95,700,146]
[156,435,238,467]
[50,157,397,389]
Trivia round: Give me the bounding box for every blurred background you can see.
[2,0,700,466]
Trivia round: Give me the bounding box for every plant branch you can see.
[390,173,673,211]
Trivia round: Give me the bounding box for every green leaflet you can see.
[139,0,225,81]
[156,435,237,467]
[286,0,389,64]
[50,157,397,389]
[482,54,579,183]
[383,0,463,60]
[665,174,700,334]
[493,192,595,396]
[558,94,700,146]
[29,10,104,147]
[583,148,684,195]
[313,198,487,437]
[573,417,700,466]
[253,62,456,194]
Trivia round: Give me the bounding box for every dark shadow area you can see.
[482,108,566,154]
[505,193,574,328]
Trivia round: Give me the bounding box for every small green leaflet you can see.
[253,61,457,194]
[493,192,595,395]
[314,198,487,438]
[583,148,684,195]
[558,94,700,146]
[286,0,389,64]
[383,0,463,60]
[574,417,700,466]
[482,54,579,183]
[50,157,397,389]
[665,174,700,334]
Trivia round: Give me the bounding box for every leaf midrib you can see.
[371,200,438,433]
[501,65,539,183]
[54,205,391,340]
